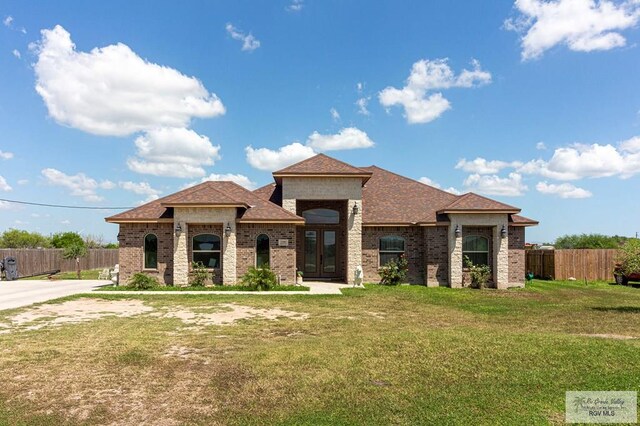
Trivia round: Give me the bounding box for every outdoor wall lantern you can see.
[174,223,182,236]
[501,224,508,238]
[352,202,359,216]
[454,224,461,238]
[225,223,232,237]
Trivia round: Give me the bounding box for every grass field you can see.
[0,280,639,425]
[20,268,103,280]
[99,284,310,292]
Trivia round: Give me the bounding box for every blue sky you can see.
[1,0,639,243]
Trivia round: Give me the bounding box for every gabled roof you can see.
[106,181,304,224]
[272,154,372,184]
[438,192,521,214]
[360,166,459,225]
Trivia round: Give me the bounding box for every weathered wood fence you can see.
[0,249,118,277]
[526,249,619,281]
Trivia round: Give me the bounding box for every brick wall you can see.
[236,223,297,284]
[118,222,174,285]
[508,226,525,284]
[424,226,448,286]
[362,226,425,284]
[188,224,223,285]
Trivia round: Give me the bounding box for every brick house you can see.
[106,154,537,288]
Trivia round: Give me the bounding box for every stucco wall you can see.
[282,177,362,283]
[118,222,174,285]
[173,207,237,285]
[236,223,297,284]
[448,213,510,289]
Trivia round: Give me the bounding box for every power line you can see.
[0,198,133,210]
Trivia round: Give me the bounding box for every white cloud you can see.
[356,97,370,115]
[14,220,28,225]
[0,150,14,160]
[379,58,491,124]
[225,23,260,52]
[41,168,114,202]
[246,127,375,171]
[463,173,528,196]
[61,219,71,225]
[3,16,13,27]
[246,142,315,171]
[306,127,374,152]
[12,49,20,59]
[0,201,17,210]
[17,179,28,185]
[536,141,547,150]
[286,0,304,12]
[0,175,12,191]
[620,136,640,153]
[127,127,222,178]
[518,142,640,180]
[505,0,640,61]
[418,177,460,194]
[536,181,592,198]
[31,25,225,137]
[356,82,364,93]
[99,180,116,190]
[189,173,257,190]
[456,157,523,174]
[119,181,162,204]
[330,107,340,121]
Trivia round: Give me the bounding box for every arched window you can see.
[256,234,270,268]
[463,236,489,267]
[192,234,221,268]
[379,236,405,266]
[302,208,340,224]
[144,234,158,269]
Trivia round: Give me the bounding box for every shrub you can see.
[128,272,158,290]
[51,232,85,249]
[618,239,640,276]
[464,256,491,289]
[554,233,628,249]
[0,229,51,248]
[240,266,278,291]
[62,243,88,279]
[378,255,408,286]
[190,261,212,287]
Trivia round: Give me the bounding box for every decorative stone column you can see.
[173,222,189,286]
[448,221,463,288]
[493,221,509,289]
[222,221,237,285]
[347,199,362,285]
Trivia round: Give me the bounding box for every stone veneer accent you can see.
[448,213,509,289]
[281,177,362,284]
[508,226,525,286]
[173,207,237,286]
[236,223,297,284]
[424,226,449,287]
[117,222,174,285]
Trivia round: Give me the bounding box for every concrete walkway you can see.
[0,280,111,311]
[91,281,354,296]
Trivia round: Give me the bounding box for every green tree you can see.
[62,244,88,279]
[554,234,628,249]
[0,229,51,248]
[618,239,640,276]
[51,232,84,249]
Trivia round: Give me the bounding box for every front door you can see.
[304,229,338,279]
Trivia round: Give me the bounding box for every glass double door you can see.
[304,228,338,278]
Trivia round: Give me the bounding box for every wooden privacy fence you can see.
[0,249,118,277]
[526,249,619,281]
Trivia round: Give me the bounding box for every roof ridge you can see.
[274,153,370,174]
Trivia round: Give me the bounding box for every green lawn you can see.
[20,268,103,280]
[99,284,310,292]
[0,280,639,425]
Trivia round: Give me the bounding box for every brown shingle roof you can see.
[360,166,459,225]
[106,181,303,223]
[273,154,372,184]
[509,214,539,226]
[438,192,521,213]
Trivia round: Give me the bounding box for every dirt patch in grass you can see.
[0,298,153,333]
[578,333,638,340]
